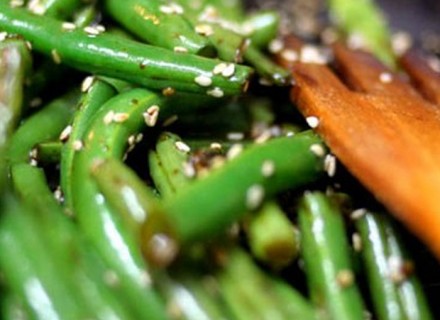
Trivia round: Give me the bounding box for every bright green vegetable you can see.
[142,131,326,265]
[328,0,395,67]
[104,0,214,56]
[298,191,366,320]
[0,4,253,96]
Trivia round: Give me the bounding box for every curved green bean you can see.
[60,79,117,209]
[7,89,79,166]
[142,131,326,265]
[0,4,253,96]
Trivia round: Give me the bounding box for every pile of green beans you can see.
[0,0,437,319]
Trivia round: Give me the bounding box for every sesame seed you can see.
[81,76,95,92]
[162,87,175,96]
[84,26,100,36]
[29,97,42,108]
[211,156,225,169]
[9,0,24,7]
[25,41,32,51]
[226,144,243,160]
[246,184,265,210]
[310,143,325,157]
[195,75,213,87]
[159,3,183,14]
[227,132,244,141]
[388,256,406,283]
[103,110,115,125]
[261,160,275,177]
[72,140,83,151]
[88,131,95,140]
[195,24,214,36]
[306,116,319,128]
[95,25,106,33]
[53,186,64,203]
[300,45,327,64]
[0,32,7,42]
[103,270,120,287]
[258,77,273,86]
[210,142,222,150]
[268,38,284,53]
[213,62,227,75]
[221,63,235,78]
[61,22,76,32]
[281,49,298,62]
[379,72,393,83]
[135,133,143,143]
[350,208,367,220]
[427,56,440,73]
[182,162,196,178]
[29,148,38,160]
[112,112,129,123]
[255,129,272,144]
[391,31,412,55]
[324,154,337,177]
[147,233,179,267]
[127,135,136,146]
[143,105,160,127]
[321,27,339,44]
[336,269,354,288]
[347,32,366,50]
[29,158,38,167]
[162,114,178,127]
[352,233,362,252]
[174,46,188,53]
[59,125,72,142]
[51,49,62,64]
[175,141,191,153]
[207,87,224,98]
[28,2,45,15]
[139,271,152,287]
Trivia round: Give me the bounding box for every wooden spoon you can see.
[277,38,440,260]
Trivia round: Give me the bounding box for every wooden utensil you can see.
[277,37,440,260]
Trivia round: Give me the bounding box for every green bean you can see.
[245,201,299,269]
[155,268,235,320]
[7,89,79,166]
[245,10,280,48]
[27,0,82,19]
[298,191,366,320]
[383,215,433,320]
[328,0,395,68]
[217,248,317,320]
[91,157,165,237]
[1,293,29,320]
[0,38,32,147]
[69,89,170,319]
[149,132,193,198]
[104,0,214,56]
[0,195,90,320]
[142,131,326,265]
[71,4,98,28]
[60,79,117,209]
[354,210,406,320]
[0,4,253,96]
[34,141,62,163]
